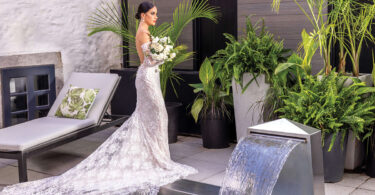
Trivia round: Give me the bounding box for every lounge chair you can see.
[0,72,128,182]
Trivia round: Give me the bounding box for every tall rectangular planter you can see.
[232,73,270,142]
[344,74,372,170]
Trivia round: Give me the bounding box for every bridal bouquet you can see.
[149,36,177,62]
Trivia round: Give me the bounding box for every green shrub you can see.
[276,72,375,151]
[211,16,289,93]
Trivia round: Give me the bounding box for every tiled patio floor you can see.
[0,127,374,194]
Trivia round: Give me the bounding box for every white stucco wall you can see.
[0,0,122,79]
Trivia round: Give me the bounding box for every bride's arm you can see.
[137,31,164,67]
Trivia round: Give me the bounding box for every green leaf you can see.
[275,63,300,75]
[199,58,214,85]
[189,83,204,93]
[191,98,204,123]
[357,87,375,95]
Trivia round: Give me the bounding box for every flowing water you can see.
[219,134,301,195]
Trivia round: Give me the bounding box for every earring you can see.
[141,18,145,22]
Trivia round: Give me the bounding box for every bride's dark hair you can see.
[135,1,155,20]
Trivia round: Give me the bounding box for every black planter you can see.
[323,131,348,183]
[166,102,182,144]
[366,134,375,177]
[200,116,229,149]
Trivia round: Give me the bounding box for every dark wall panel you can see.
[193,0,238,69]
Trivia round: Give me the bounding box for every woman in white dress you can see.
[1,2,198,194]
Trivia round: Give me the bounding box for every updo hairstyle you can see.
[135,1,154,20]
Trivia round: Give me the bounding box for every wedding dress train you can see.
[1,42,198,194]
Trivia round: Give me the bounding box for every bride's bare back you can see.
[136,30,151,64]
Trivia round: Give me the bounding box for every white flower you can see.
[162,49,169,56]
[152,43,163,52]
[165,45,173,52]
[160,54,167,60]
[170,53,176,58]
[155,55,163,61]
[153,37,159,43]
[161,37,167,43]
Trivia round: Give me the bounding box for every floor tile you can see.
[82,126,117,142]
[177,157,226,182]
[0,159,16,166]
[325,183,355,195]
[350,188,375,195]
[169,142,206,158]
[201,171,226,186]
[171,153,186,161]
[25,151,85,176]
[359,178,375,191]
[336,173,369,188]
[188,147,234,165]
[52,139,102,157]
[178,136,204,146]
[0,165,51,185]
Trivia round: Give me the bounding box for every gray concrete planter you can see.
[344,74,372,170]
[232,73,270,142]
[323,131,348,183]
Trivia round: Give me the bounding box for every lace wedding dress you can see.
[1,42,198,194]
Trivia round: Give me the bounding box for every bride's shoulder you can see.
[136,30,151,45]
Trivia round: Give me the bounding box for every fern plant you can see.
[210,16,289,94]
[87,0,219,97]
[276,72,375,151]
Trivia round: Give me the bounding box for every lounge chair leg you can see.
[18,153,28,182]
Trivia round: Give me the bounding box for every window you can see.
[1,65,56,127]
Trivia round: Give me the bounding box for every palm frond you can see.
[88,1,137,55]
[168,0,219,43]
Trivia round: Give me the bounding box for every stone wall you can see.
[0,0,123,79]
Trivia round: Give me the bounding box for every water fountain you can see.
[159,118,325,195]
[220,118,325,195]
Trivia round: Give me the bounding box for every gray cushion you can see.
[48,72,120,125]
[0,117,95,151]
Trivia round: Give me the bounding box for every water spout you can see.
[220,135,301,195]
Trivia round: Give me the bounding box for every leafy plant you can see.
[87,0,219,97]
[328,0,375,76]
[189,58,232,122]
[276,72,375,151]
[211,16,289,94]
[272,0,334,75]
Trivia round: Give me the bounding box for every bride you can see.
[1,2,198,194]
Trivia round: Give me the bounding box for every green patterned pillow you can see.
[55,85,100,119]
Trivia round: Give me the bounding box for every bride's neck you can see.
[139,22,149,32]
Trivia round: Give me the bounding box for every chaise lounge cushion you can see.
[0,117,95,151]
[48,72,120,125]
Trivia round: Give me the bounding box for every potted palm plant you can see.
[189,58,232,149]
[87,0,218,143]
[211,16,289,142]
[328,0,375,170]
[274,0,375,170]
